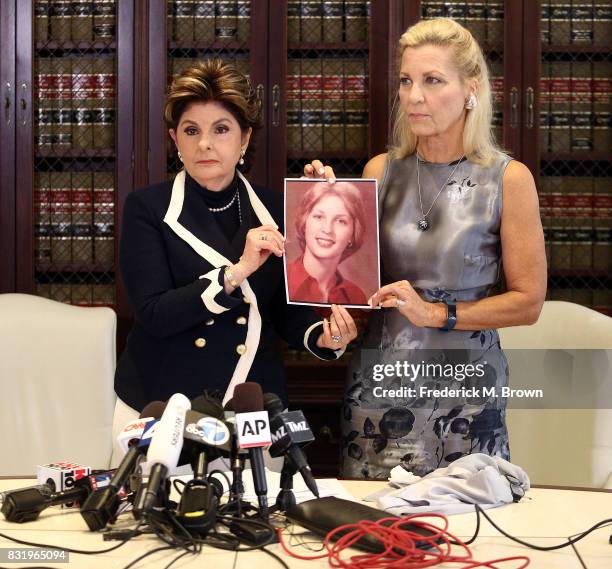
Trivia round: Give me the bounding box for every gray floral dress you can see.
[340,152,513,479]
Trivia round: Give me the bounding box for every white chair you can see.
[499,301,612,488]
[0,293,117,475]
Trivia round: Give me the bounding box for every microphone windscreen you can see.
[140,401,166,420]
[263,392,284,417]
[233,382,263,413]
[191,394,224,419]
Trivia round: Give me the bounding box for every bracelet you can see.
[224,265,239,288]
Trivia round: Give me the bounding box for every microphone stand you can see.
[271,457,298,513]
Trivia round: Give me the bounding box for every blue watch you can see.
[440,299,457,331]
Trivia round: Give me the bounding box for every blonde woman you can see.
[306,19,546,478]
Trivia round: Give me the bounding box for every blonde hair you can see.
[390,18,503,166]
[164,59,261,171]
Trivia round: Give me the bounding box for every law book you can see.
[92,284,115,307]
[93,0,115,40]
[593,61,611,152]
[344,0,368,42]
[300,0,322,43]
[50,0,72,41]
[550,1,570,45]
[36,58,54,148]
[216,0,238,39]
[93,172,115,267]
[35,172,52,267]
[300,58,323,152]
[167,0,175,42]
[194,2,218,42]
[594,2,612,44]
[550,61,570,153]
[287,59,302,150]
[322,58,344,152]
[237,0,250,42]
[175,0,194,41]
[288,0,300,42]
[571,61,592,151]
[593,289,612,317]
[344,58,368,152]
[72,57,94,149]
[50,172,72,264]
[323,1,342,42]
[541,3,550,44]
[36,1,50,43]
[71,0,93,41]
[92,58,115,149]
[570,177,594,269]
[71,172,93,264]
[486,2,504,45]
[572,3,594,44]
[466,2,487,46]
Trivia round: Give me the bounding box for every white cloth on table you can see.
[364,453,530,516]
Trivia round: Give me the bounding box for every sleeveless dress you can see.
[340,152,513,479]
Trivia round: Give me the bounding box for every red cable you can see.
[277,513,530,568]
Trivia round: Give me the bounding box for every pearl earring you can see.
[177,150,183,162]
[465,94,477,110]
[238,148,245,166]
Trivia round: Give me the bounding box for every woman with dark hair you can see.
[112,60,357,463]
[288,181,368,305]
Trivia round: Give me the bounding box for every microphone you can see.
[233,383,272,520]
[140,393,190,513]
[264,393,319,498]
[79,401,166,531]
[2,471,118,524]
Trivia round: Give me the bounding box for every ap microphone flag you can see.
[235,411,271,449]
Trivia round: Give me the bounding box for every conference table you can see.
[0,478,610,568]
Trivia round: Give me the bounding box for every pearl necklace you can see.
[207,188,242,224]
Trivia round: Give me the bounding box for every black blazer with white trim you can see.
[115,171,339,412]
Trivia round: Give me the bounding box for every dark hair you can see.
[165,59,262,172]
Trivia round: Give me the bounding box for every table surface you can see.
[0,479,610,569]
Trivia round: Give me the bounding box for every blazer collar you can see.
[163,169,277,267]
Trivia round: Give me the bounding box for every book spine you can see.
[71,0,93,41]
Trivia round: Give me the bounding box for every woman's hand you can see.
[369,280,446,328]
[226,225,284,290]
[303,160,337,183]
[316,304,358,350]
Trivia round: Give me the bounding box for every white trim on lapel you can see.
[162,169,273,406]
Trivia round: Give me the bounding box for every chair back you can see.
[0,293,116,475]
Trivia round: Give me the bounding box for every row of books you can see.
[36,283,115,307]
[543,225,612,271]
[540,111,612,153]
[547,287,611,317]
[422,2,503,46]
[35,0,116,43]
[287,1,370,43]
[541,2,611,45]
[34,172,114,267]
[167,0,251,42]
[35,57,115,149]
[286,58,367,152]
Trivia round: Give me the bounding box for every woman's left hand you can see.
[369,280,445,328]
[316,304,358,350]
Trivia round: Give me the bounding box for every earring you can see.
[177,150,183,162]
[238,148,245,166]
[465,93,477,110]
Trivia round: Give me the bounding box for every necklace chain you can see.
[207,187,242,225]
[416,154,465,231]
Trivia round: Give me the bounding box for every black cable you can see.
[122,545,175,569]
[261,545,291,569]
[208,469,232,493]
[163,549,194,569]
[473,504,612,551]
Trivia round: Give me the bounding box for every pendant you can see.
[417,217,430,231]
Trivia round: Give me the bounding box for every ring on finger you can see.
[331,334,342,343]
[395,298,406,308]
[260,234,268,241]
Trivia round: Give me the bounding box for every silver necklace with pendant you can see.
[416,153,465,231]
